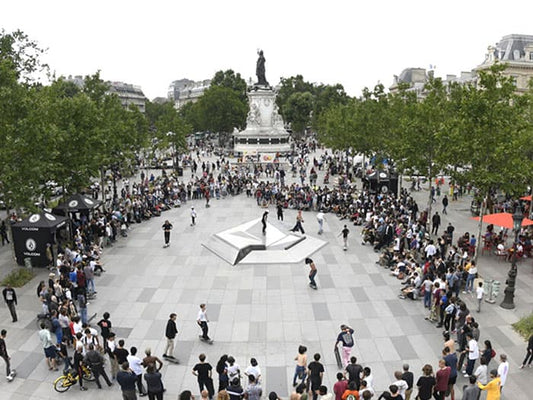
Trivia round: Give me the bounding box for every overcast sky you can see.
[3,0,533,100]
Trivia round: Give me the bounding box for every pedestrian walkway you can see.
[0,164,531,399]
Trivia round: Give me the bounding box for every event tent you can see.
[11,212,68,267]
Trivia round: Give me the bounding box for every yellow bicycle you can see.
[53,365,95,392]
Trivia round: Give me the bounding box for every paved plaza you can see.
[0,167,532,399]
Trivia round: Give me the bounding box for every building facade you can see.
[168,78,211,109]
[476,34,533,93]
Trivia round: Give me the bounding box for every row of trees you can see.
[0,30,190,212]
[318,64,533,206]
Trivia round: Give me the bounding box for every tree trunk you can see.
[473,193,488,263]
[100,167,107,212]
[427,164,433,232]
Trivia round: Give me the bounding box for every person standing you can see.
[434,359,451,400]
[39,322,58,371]
[461,375,480,400]
[144,363,164,400]
[262,210,269,235]
[496,354,509,393]
[442,195,449,215]
[335,325,355,367]
[163,313,179,361]
[193,353,215,399]
[2,284,17,322]
[117,361,138,400]
[73,345,87,391]
[162,220,173,247]
[84,343,113,388]
[305,258,318,289]
[308,353,324,400]
[0,330,12,381]
[191,207,197,226]
[197,304,212,342]
[520,334,533,368]
[292,345,308,387]
[277,201,284,221]
[477,369,501,400]
[0,221,10,245]
[290,210,305,234]
[432,212,441,236]
[339,225,350,251]
[317,211,325,235]
[463,333,479,377]
[97,312,112,352]
[476,282,484,313]
[345,356,363,390]
[128,346,147,397]
[401,364,414,400]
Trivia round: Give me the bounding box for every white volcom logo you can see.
[26,238,37,251]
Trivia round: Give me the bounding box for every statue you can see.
[256,50,268,86]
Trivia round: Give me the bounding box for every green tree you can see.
[211,69,248,103]
[442,63,530,258]
[284,91,314,137]
[196,86,248,134]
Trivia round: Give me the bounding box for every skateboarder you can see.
[339,225,350,251]
[197,304,213,343]
[317,211,325,235]
[0,330,14,381]
[262,210,269,235]
[290,210,305,234]
[191,207,197,226]
[162,220,173,247]
[305,258,317,289]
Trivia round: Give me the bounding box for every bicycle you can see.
[53,365,95,392]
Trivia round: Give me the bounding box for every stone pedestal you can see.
[233,86,291,155]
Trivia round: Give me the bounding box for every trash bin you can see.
[176,167,183,177]
[483,279,493,295]
[492,281,501,297]
[24,257,32,270]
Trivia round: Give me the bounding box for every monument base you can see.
[233,86,291,156]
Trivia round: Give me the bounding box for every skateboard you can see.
[198,335,213,344]
[163,243,170,248]
[309,283,318,290]
[163,355,180,364]
[334,347,343,369]
[6,369,16,382]
[343,246,347,251]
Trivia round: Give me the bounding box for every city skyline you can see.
[3,0,533,100]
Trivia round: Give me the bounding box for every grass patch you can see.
[513,313,533,340]
[1,268,35,288]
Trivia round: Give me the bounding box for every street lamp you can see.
[500,203,524,309]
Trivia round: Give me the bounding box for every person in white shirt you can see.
[127,346,147,396]
[476,282,484,312]
[425,241,437,258]
[464,333,479,377]
[497,354,509,392]
[474,356,488,384]
[197,304,212,342]
[392,370,408,398]
[245,358,261,383]
[316,212,325,235]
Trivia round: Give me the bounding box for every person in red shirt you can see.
[333,373,348,400]
[434,359,451,400]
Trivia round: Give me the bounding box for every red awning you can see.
[473,212,533,229]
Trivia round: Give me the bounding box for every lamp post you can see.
[500,203,524,309]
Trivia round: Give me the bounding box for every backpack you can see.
[346,394,357,400]
[491,349,496,359]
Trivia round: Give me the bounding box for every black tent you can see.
[364,170,399,195]
[52,194,101,216]
[12,212,69,267]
